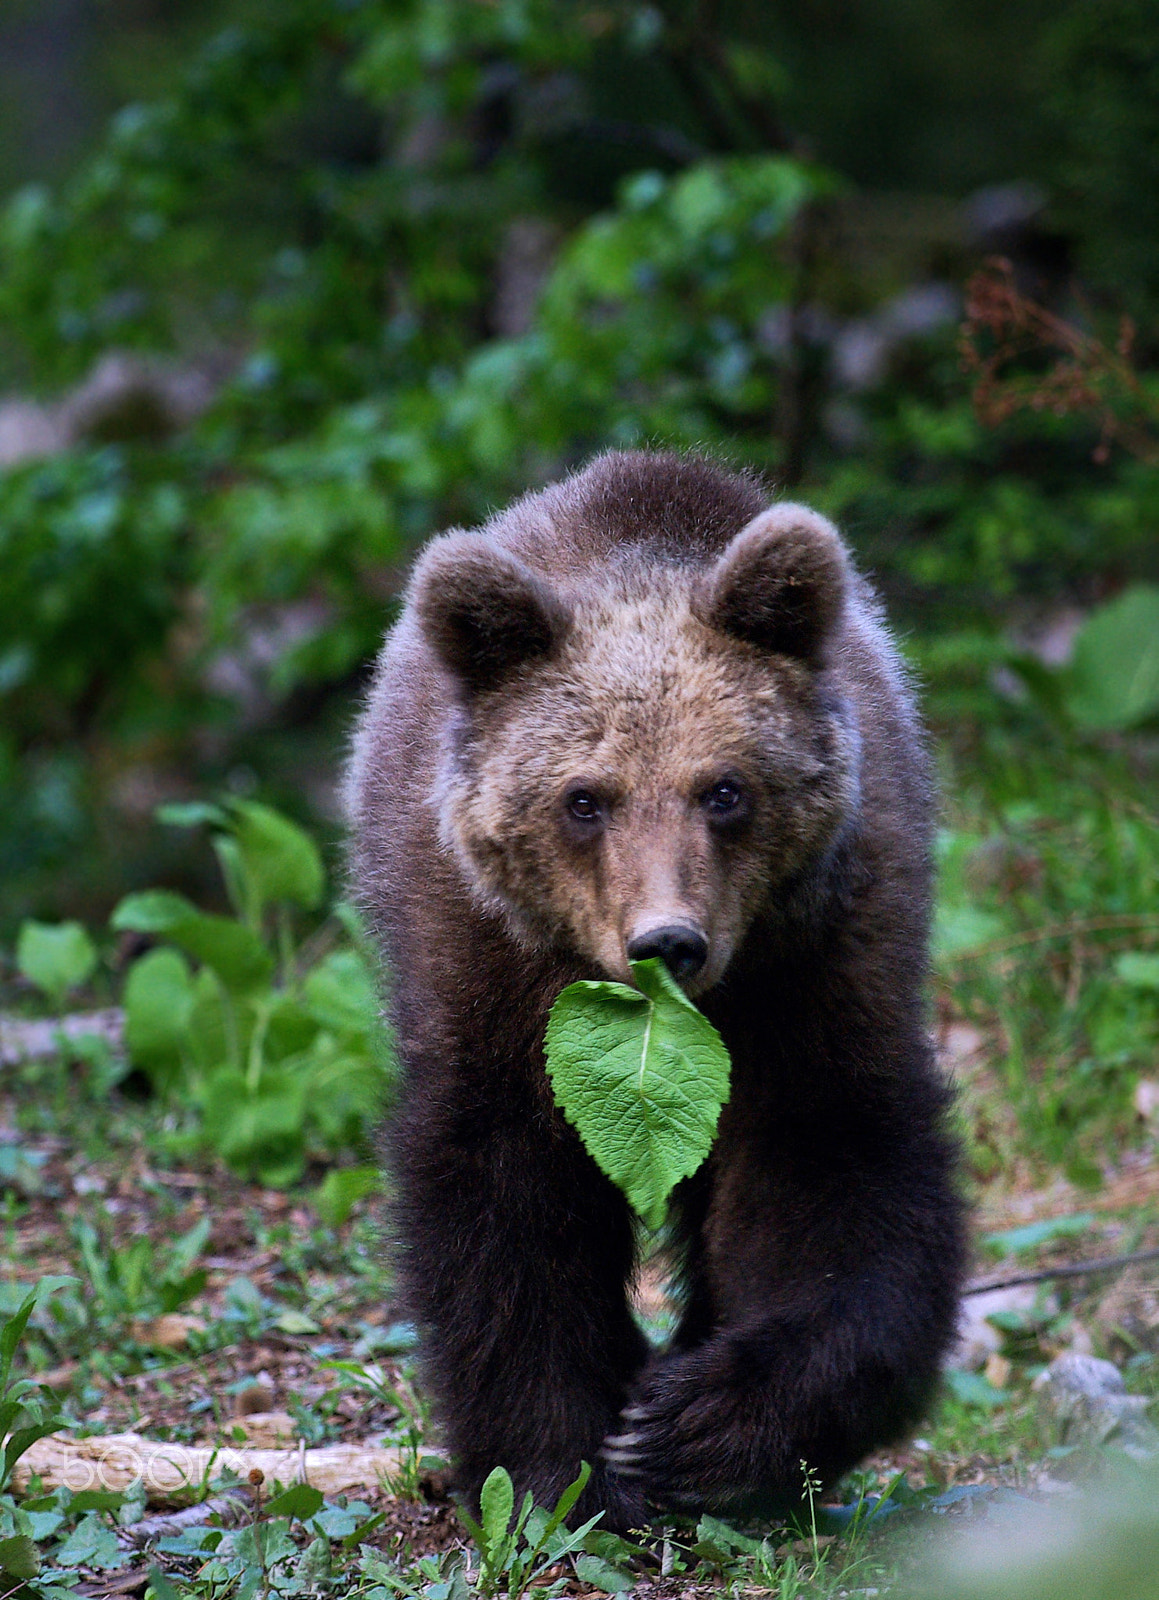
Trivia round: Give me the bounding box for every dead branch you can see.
[965,1244,1159,1297]
[959,257,1159,463]
[12,1431,405,1505]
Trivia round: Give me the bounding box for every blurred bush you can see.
[0,0,1156,934]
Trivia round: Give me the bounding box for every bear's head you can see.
[411,503,861,995]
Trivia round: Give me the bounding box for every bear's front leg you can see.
[392,1093,652,1531]
[601,1138,964,1517]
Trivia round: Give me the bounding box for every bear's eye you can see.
[565,789,602,824]
[703,778,747,820]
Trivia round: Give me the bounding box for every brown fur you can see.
[347,450,964,1528]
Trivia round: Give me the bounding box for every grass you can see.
[933,711,1159,1186]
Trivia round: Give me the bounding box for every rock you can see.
[225,1411,300,1448]
[0,399,67,465]
[130,1313,207,1350]
[0,351,217,468]
[0,1008,125,1067]
[949,1285,1051,1372]
[916,1462,1159,1600]
[1033,1351,1159,1458]
[1133,1079,1159,1126]
[58,351,213,445]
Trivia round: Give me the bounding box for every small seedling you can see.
[800,1458,824,1566]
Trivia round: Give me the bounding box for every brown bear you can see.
[346,450,964,1530]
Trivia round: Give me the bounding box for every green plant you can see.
[0,1292,61,1498]
[1006,585,1159,733]
[147,1481,385,1599]
[0,1281,136,1599]
[543,958,730,1229]
[113,799,391,1185]
[440,153,834,485]
[72,1215,210,1323]
[459,1464,601,1600]
[363,1463,622,1600]
[933,737,1159,1177]
[14,922,98,1011]
[320,1358,434,1500]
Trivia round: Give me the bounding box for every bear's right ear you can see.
[691,504,849,667]
[411,532,571,692]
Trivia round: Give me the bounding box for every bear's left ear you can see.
[691,504,849,667]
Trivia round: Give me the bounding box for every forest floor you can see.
[5,1033,1159,1599]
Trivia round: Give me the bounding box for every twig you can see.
[960,256,1159,463]
[941,913,1159,965]
[964,1244,1159,1296]
[125,1493,250,1543]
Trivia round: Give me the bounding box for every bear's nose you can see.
[626,925,709,983]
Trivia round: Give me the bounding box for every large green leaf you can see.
[231,799,325,914]
[313,1164,381,1227]
[544,959,731,1230]
[1117,952,1159,991]
[0,1534,39,1581]
[15,920,97,1005]
[302,948,377,1036]
[122,947,195,1082]
[200,1067,308,1186]
[1066,584,1159,730]
[111,890,273,994]
[478,1465,515,1556]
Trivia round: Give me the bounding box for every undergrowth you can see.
[934,716,1159,1183]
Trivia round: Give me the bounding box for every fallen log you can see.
[13,1430,405,1504]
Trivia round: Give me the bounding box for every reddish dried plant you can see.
[959,257,1159,463]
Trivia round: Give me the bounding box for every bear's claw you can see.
[600,1430,644,1475]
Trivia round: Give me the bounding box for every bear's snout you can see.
[626,923,709,984]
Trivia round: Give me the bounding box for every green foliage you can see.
[73,1215,209,1322]
[936,734,1159,1177]
[1042,0,1159,316]
[1005,585,1159,733]
[819,396,1159,610]
[313,1165,382,1228]
[15,922,97,1008]
[365,1462,622,1600]
[544,958,731,1230]
[147,1488,388,1600]
[0,1291,62,1498]
[0,1282,123,1600]
[1065,586,1159,731]
[0,447,193,739]
[460,1463,598,1600]
[114,801,390,1186]
[981,1212,1095,1259]
[913,1462,1159,1600]
[441,154,835,477]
